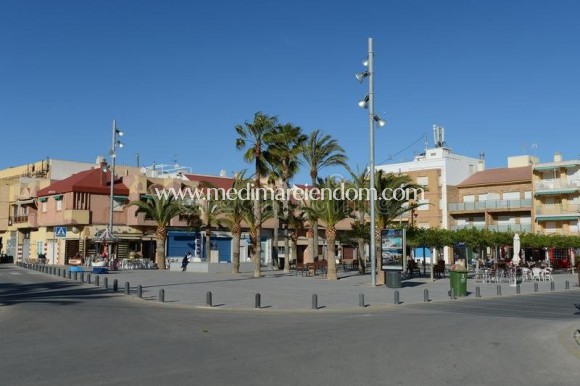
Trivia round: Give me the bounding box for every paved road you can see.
[1,265,580,386]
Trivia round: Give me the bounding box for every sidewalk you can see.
[33,265,579,311]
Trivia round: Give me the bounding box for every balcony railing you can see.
[450,223,532,232]
[448,199,532,212]
[9,213,38,227]
[535,204,580,216]
[535,181,580,191]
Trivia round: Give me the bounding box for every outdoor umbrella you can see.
[512,233,521,266]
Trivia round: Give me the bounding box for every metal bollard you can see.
[424,289,429,303]
[450,288,455,300]
[113,279,118,292]
[87,273,91,284]
[95,275,100,286]
[550,281,555,292]
[312,294,318,310]
[497,285,502,296]
[137,285,142,298]
[516,284,521,295]
[73,272,78,281]
[57,268,61,276]
[476,286,481,298]
[206,291,213,307]
[394,290,400,304]
[359,293,365,307]
[125,282,130,295]
[255,293,261,309]
[566,280,570,290]
[159,289,165,302]
[534,282,538,292]
[63,269,67,278]
[80,272,84,283]
[103,277,108,289]
[67,271,71,279]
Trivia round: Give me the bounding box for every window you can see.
[463,195,475,203]
[42,202,47,213]
[544,222,557,233]
[56,199,62,211]
[478,194,488,201]
[502,192,520,200]
[416,176,428,186]
[418,199,429,211]
[524,191,532,199]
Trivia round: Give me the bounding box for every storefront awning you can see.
[535,189,579,196]
[536,215,579,221]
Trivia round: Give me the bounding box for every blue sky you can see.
[1,0,579,183]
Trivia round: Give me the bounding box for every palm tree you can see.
[199,198,221,262]
[266,123,307,272]
[219,171,252,274]
[301,129,348,263]
[128,195,183,270]
[236,112,278,277]
[347,167,371,274]
[303,176,350,280]
[287,202,306,269]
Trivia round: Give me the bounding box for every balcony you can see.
[534,181,580,196]
[450,223,532,232]
[535,204,580,221]
[487,224,532,232]
[448,199,532,213]
[63,209,91,225]
[9,213,38,228]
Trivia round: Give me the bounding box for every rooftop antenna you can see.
[424,132,428,152]
[433,124,448,148]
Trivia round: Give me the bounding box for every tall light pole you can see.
[356,37,386,287]
[108,120,124,261]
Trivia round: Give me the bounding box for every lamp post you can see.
[108,120,124,261]
[356,37,386,287]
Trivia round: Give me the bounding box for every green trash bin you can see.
[449,269,468,297]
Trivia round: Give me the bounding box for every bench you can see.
[434,261,446,279]
[407,260,422,278]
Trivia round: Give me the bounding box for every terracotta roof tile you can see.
[457,166,532,187]
[36,168,129,196]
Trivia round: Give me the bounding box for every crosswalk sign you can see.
[55,226,67,238]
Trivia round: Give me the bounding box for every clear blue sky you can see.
[1,0,579,183]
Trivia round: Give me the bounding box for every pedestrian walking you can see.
[181,252,191,272]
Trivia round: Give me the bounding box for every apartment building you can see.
[533,153,580,236]
[448,156,534,233]
[375,128,482,262]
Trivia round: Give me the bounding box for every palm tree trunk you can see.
[305,228,314,263]
[283,196,290,273]
[156,236,166,270]
[356,237,366,274]
[291,234,298,272]
[312,219,319,261]
[232,230,241,274]
[205,226,212,262]
[326,228,337,280]
[272,198,279,270]
[253,199,262,278]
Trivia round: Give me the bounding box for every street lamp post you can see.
[108,120,124,261]
[356,37,385,287]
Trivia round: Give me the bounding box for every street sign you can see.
[55,226,67,238]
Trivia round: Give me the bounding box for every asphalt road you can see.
[1,265,579,386]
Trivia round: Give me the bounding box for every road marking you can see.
[9,272,22,275]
